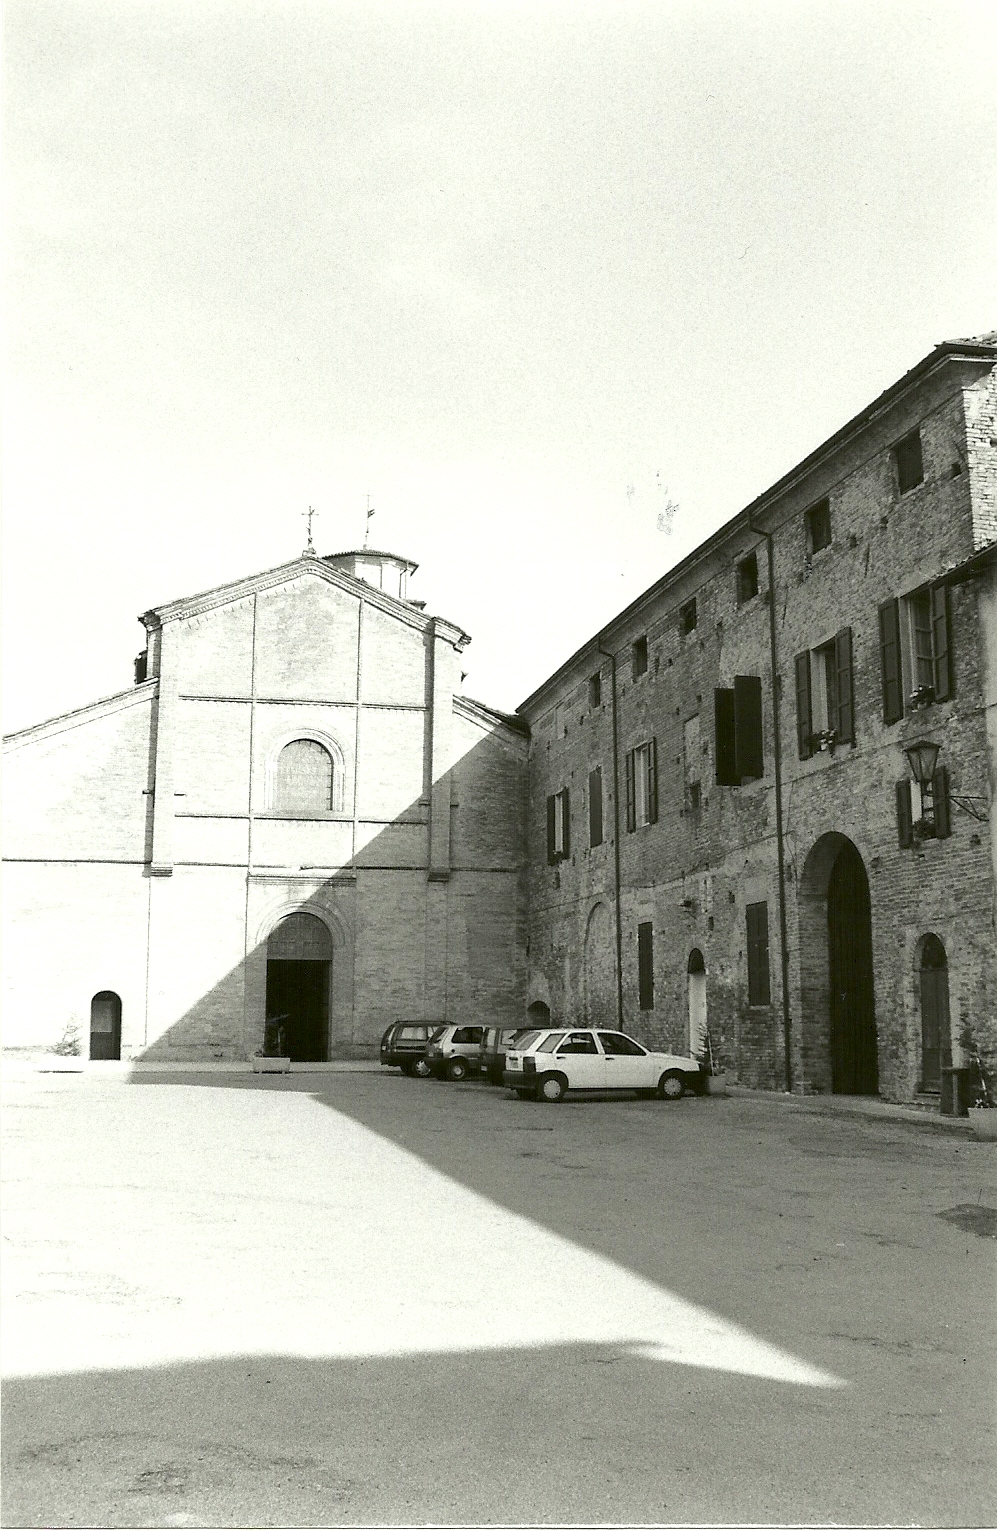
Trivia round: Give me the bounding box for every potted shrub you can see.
[960,1023,997,1140]
[252,1017,291,1075]
[697,1029,728,1096]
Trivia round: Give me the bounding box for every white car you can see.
[503,1027,703,1102]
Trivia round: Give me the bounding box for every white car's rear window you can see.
[536,1032,567,1052]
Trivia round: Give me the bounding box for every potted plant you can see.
[697,1028,728,1096]
[252,1016,291,1074]
[960,1024,997,1140]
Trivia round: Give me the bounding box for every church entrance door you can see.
[265,913,332,1062]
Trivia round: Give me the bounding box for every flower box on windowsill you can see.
[908,685,935,712]
[252,1055,291,1074]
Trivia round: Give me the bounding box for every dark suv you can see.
[479,1026,531,1085]
[379,1022,444,1076]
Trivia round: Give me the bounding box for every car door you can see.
[551,1030,607,1090]
[597,1030,654,1089]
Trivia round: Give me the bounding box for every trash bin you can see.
[941,1067,971,1117]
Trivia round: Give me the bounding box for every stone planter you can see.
[252,1055,291,1074]
[706,1072,728,1096]
[968,1108,997,1141]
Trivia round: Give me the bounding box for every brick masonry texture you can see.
[522,341,997,1102]
[3,557,528,1059]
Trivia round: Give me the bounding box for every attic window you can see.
[679,598,697,635]
[632,635,648,679]
[589,671,602,707]
[805,499,831,556]
[736,552,758,605]
[894,429,924,494]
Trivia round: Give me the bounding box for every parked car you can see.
[379,1022,445,1076]
[479,1026,532,1085]
[425,1024,487,1080]
[503,1027,703,1102]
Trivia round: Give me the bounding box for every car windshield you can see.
[536,1032,568,1052]
[428,1025,447,1041]
[510,1030,541,1051]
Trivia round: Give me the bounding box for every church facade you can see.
[2,549,528,1061]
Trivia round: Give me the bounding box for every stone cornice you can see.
[141,555,471,650]
[454,694,529,744]
[2,680,157,750]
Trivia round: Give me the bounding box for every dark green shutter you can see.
[637,921,654,1010]
[715,689,737,785]
[931,584,952,700]
[795,652,813,758]
[546,795,556,864]
[879,600,903,724]
[589,767,603,847]
[648,738,659,824]
[561,788,570,858]
[625,749,636,831]
[896,780,913,848]
[933,766,951,839]
[834,627,854,743]
[746,901,771,1005]
[734,675,764,779]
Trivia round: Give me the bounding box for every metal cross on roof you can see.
[302,504,318,553]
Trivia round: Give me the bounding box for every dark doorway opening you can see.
[919,935,950,1093]
[89,991,122,1060]
[827,841,878,1094]
[265,914,332,1062]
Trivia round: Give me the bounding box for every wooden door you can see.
[828,843,878,1095]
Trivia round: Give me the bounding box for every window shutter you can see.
[834,627,854,744]
[714,689,737,785]
[588,767,603,847]
[648,737,659,824]
[931,584,952,700]
[933,766,951,839]
[879,600,903,724]
[562,788,570,858]
[734,675,764,780]
[794,652,813,758]
[637,921,654,1010]
[896,779,913,848]
[546,794,556,864]
[746,901,771,1005]
[625,749,636,831]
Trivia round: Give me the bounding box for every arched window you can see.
[272,740,334,813]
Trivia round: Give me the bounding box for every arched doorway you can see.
[919,935,950,1093]
[687,949,707,1057]
[799,833,878,1095]
[583,903,614,1024]
[527,1000,551,1027]
[89,991,121,1060]
[265,913,332,1061]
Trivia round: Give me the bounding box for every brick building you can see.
[2,548,528,1060]
[520,334,997,1104]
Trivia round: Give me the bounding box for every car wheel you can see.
[412,1057,432,1078]
[447,1056,469,1082]
[657,1070,685,1100]
[537,1073,567,1103]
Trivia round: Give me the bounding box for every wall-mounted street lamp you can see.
[903,739,941,790]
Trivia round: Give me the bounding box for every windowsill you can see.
[256,810,348,821]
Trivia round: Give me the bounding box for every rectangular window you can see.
[589,671,602,707]
[679,597,697,634]
[632,635,648,679]
[805,497,831,556]
[638,921,654,1010]
[746,902,771,1006]
[736,551,758,604]
[625,738,658,830]
[715,676,763,783]
[588,766,603,847]
[794,629,854,756]
[894,428,924,493]
[879,586,953,719]
[546,788,570,864]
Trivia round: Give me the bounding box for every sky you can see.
[3,0,996,734]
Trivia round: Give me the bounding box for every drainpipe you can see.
[746,514,793,1092]
[597,640,625,1031]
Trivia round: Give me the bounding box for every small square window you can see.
[736,552,758,604]
[589,671,602,707]
[805,498,831,556]
[632,635,648,679]
[679,598,697,634]
[894,429,924,494]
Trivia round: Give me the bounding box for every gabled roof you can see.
[3,679,157,748]
[141,552,469,649]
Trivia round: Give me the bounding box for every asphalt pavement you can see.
[2,1065,995,1527]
